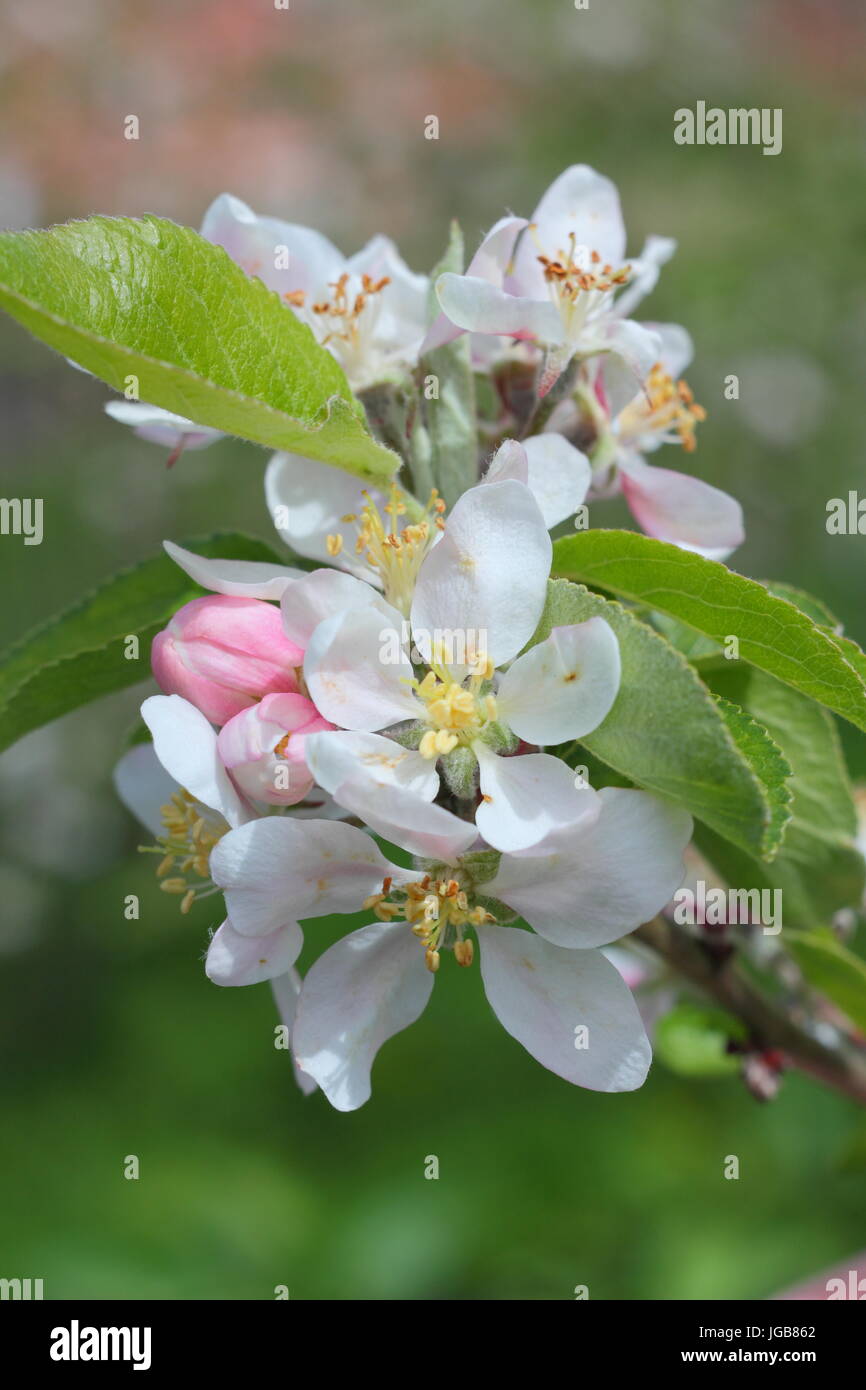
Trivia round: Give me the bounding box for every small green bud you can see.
[478,720,519,754]
[440,744,478,799]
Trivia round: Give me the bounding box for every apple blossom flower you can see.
[166,426,592,607]
[430,165,673,394]
[294,471,621,850]
[262,430,592,578]
[201,193,429,392]
[115,693,250,922]
[569,322,745,559]
[103,193,428,452]
[209,789,691,1110]
[151,594,304,725]
[217,692,335,807]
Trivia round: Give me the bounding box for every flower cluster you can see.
[110,165,732,1110]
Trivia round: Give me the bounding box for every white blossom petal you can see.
[477,925,651,1092]
[474,743,601,852]
[210,816,411,937]
[422,215,527,352]
[594,318,662,385]
[205,919,303,986]
[434,273,563,343]
[113,744,178,837]
[141,694,248,827]
[304,731,439,803]
[484,436,591,529]
[265,451,382,580]
[613,235,677,319]
[201,192,344,296]
[271,969,318,1095]
[512,165,627,298]
[163,540,304,601]
[104,402,223,451]
[497,617,621,745]
[486,788,692,948]
[648,321,693,379]
[280,568,386,647]
[346,234,429,354]
[304,606,422,730]
[411,479,551,670]
[293,921,435,1111]
[327,773,479,863]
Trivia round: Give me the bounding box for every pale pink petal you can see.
[104,402,223,451]
[619,453,745,559]
[613,236,677,319]
[210,817,411,937]
[205,919,303,986]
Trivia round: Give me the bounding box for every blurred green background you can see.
[1,0,865,1299]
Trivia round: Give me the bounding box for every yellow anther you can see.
[365,872,493,967]
[145,790,225,917]
[454,939,475,967]
[326,533,344,557]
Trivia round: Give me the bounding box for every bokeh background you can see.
[1,0,865,1300]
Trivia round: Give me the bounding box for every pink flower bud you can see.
[217,692,335,806]
[152,595,303,725]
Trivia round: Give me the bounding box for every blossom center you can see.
[413,644,497,759]
[363,874,494,971]
[142,789,226,915]
[618,362,707,452]
[535,230,632,337]
[327,484,445,613]
[287,272,392,384]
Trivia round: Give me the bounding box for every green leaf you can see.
[696,666,865,926]
[536,580,792,859]
[762,581,842,631]
[712,694,792,851]
[0,215,400,484]
[785,929,866,1034]
[551,531,866,731]
[0,532,290,756]
[655,1004,748,1078]
[420,221,478,506]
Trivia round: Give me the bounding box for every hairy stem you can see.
[635,915,866,1107]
